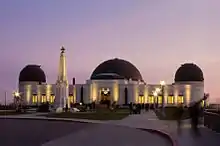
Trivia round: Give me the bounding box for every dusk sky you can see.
[1,0,220,103]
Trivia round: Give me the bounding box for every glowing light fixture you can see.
[155,88,161,93]
[160,81,166,86]
[103,90,108,95]
[13,91,20,97]
[153,91,158,97]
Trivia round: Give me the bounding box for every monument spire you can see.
[57,46,68,82]
[55,46,69,110]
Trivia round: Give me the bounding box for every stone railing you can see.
[204,111,220,133]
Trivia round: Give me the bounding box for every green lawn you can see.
[46,109,130,120]
[0,110,26,115]
[155,107,190,120]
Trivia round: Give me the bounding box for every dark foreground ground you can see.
[0,119,94,146]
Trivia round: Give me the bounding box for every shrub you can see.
[37,102,49,112]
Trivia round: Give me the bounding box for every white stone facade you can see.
[18,79,204,106]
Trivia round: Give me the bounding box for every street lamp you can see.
[155,88,161,93]
[14,91,20,97]
[155,88,161,107]
[13,91,21,111]
[160,81,166,116]
[153,90,158,109]
[160,81,165,86]
[13,91,20,103]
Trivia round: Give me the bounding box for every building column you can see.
[113,82,119,103]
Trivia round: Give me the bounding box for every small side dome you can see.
[174,63,204,82]
[19,64,46,83]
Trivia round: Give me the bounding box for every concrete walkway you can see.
[42,124,171,146]
[0,113,172,146]
[109,111,220,146]
[1,111,220,146]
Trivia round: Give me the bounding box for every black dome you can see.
[174,63,204,82]
[19,65,46,83]
[91,58,143,81]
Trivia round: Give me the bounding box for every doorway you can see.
[100,88,111,105]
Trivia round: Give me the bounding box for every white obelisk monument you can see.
[54,46,69,111]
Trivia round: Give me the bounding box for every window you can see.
[69,96,74,103]
[50,95,55,103]
[41,96,47,103]
[32,95,37,103]
[177,96,184,103]
[158,96,162,104]
[148,96,154,104]
[167,96,174,104]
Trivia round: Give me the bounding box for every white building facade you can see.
[18,48,205,107]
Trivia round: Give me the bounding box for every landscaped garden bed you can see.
[46,108,130,120]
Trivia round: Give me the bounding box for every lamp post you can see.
[160,81,165,116]
[4,91,7,114]
[4,91,7,106]
[153,91,158,109]
[13,91,20,111]
[155,88,161,108]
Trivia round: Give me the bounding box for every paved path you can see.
[110,111,220,146]
[0,119,93,146]
[0,113,172,146]
[42,124,171,146]
[1,111,220,146]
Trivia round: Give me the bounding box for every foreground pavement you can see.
[1,111,219,146]
[42,124,171,146]
[109,111,220,146]
[0,118,93,146]
[0,114,172,146]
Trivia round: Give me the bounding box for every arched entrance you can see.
[100,88,111,105]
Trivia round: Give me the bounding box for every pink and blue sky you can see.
[0,0,220,103]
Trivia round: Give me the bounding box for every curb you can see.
[0,116,99,124]
[138,128,177,146]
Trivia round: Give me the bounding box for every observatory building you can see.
[18,47,205,107]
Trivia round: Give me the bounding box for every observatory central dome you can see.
[91,58,143,81]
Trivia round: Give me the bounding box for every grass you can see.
[155,107,190,120]
[0,110,27,115]
[46,109,130,120]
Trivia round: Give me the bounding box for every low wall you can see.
[204,111,220,133]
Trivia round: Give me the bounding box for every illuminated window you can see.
[177,96,184,103]
[148,96,154,104]
[32,95,37,103]
[69,96,74,103]
[41,96,47,103]
[158,96,162,104]
[50,95,55,103]
[138,96,144,103]
[167,96,174,104]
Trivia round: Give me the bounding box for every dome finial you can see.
[61,46,65,53]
